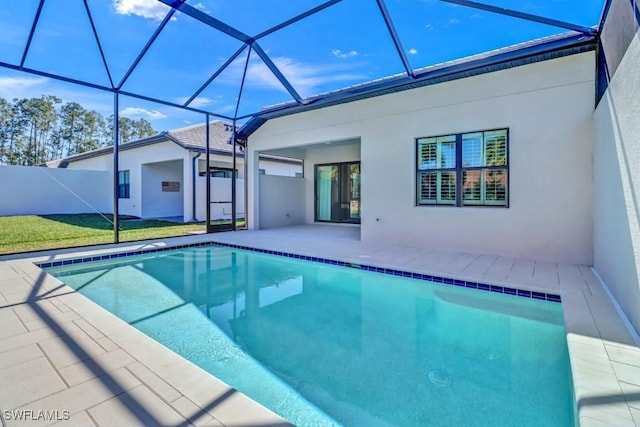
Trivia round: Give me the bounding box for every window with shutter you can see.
[417,135,457,205]
[118,170,130,199]
[416,129,508,207]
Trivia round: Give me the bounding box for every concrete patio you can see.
[1,225,639,426]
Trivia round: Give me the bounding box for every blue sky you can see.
[0,0,605,131]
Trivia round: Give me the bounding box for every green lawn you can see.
[0,214,207,255]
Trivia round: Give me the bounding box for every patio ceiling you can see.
[0,0,605,130]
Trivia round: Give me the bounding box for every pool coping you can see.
[0,247,293,426]
[37,240,563,303]
[1,230,640,426]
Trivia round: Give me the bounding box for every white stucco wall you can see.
[65,144,295,223]
[260,158,303,177]
[195,177,245,221]
[0,165,111,215]
[259,175,306,228]
[593,29,640,334]
[197,156,245,178]
[248,52,595,264]
[65,153,112,171]
[141,160,184,219]
[66,141,189,219]
[194,156,245,221]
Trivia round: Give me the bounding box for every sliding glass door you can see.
[315,162,360,224]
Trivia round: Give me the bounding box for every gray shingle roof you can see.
[167,120,242,153]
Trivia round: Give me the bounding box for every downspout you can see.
[191,151,201,222]
[231,119,237,231]
[243,139,248,230]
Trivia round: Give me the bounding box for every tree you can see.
[131,118,155,140]
[0,97,158,165]
[118,116,134,144]
[4,101,27,165]
[57,101,86,156]
[103,115,157,145]
[78,110,102,153]
[14,95,60,165]
[0,98,18,164]
[98,114,114,147]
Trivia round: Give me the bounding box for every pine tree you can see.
[0,97,158,165]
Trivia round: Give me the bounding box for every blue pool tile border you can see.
[37,240,562,303]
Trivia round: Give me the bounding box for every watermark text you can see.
[2,409,70,422]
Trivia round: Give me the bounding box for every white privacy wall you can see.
[594,30,640,334]
[248,52,595,264]
[259,175,305,228]
[0,165,111,215]
[195,177,245,221]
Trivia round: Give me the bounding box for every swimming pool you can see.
[47,245,574,426]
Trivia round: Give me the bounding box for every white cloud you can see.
[192,2,210,13]
[448,18,460,25]
[113,0,171,21]
[243,57,366,98]
[176,96,215,108]
[332,49,359,59]
[120,107,167,120]
[425,23,433,30]
[212,54,367,100]
[0,76,49,99]
[408,48,418,55]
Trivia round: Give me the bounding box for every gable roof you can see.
[56,121,241,167]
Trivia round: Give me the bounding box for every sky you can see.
[0,0,605,131]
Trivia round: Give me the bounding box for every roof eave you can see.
[184,145,245,157]
[63,132,170,164]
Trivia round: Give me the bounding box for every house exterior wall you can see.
[0,165,111,215]
[260,158,303,176]
[141,160,184,219]
[198,156,245,178]
[65,153,112,171]
[593,28,640,335]
[248,52,595,264]
[63,142,296,223]
[66,141,190,219]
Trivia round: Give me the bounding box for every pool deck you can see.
[0,224,639,426]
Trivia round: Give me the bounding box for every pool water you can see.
[48,246,574,426]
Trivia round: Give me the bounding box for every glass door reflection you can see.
[315,162,360,224]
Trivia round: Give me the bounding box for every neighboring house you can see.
[55,120,302,222]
